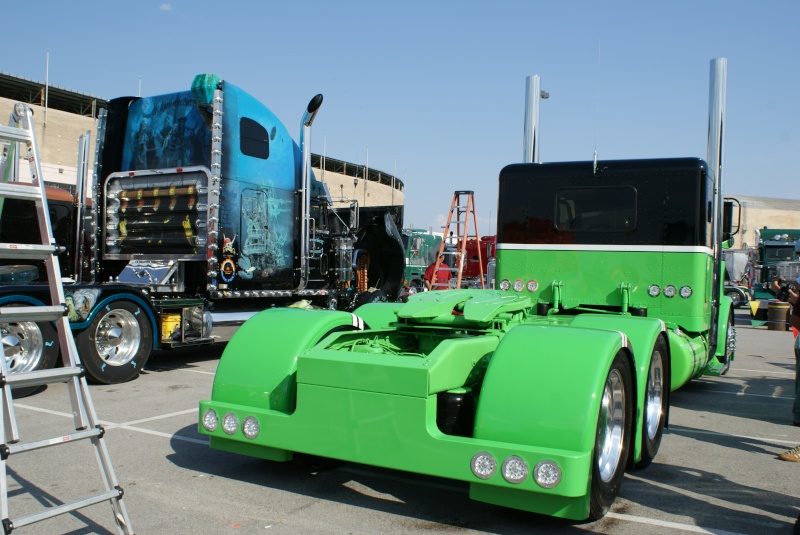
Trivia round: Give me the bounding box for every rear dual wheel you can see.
[76,301,152,384]
[589,350,633,520]
[636,336,668,469]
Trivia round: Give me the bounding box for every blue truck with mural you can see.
[0,74,404,388]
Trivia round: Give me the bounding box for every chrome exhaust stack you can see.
[298,94,323,292]
[707,57,728,359]
[522,75,548,163]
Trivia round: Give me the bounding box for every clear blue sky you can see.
[6,1,798,233]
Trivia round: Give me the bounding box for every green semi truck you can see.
[198,59,735,520]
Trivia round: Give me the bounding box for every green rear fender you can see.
[352,302,401,330]
[211,308,361,412]
[474,324,629,455]
[568,314,667,465]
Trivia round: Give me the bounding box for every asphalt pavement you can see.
[3,310,799,534]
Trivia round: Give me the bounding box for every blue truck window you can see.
[240,117,269,159]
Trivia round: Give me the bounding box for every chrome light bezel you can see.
[471,452,497,480]
[501,455,529,484]
[222,412,239,435]
[201,409,218,432]
[242,416,260,439]
[533,460,562,489]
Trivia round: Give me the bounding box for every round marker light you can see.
[679,285,693,299]
[470,452,497,479]
[501,456,528,484]
[242,416,260,439]
[222,412,239,435]
[533,460,562,488]
[202,409,218,432]
[499,279,511,291]
[527,280,539,292]
[663,285,677,298]
[513,280,525,292]
[648,285,661,297]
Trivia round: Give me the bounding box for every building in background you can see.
[0,73,404,210]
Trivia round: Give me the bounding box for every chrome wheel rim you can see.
[644,350,664,440]
[1,321,45,374]
[598,368,626,482]
[94,309,140,366]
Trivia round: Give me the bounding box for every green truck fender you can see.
[472,324,633,519]
[209,308,362,412]
[567,314,668,468]
[474,323,631,457]
[352,301,402,330]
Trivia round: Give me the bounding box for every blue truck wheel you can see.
[76,300,153,384]
[1,303,59,397]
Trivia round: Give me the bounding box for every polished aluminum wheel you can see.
[2,321,45,374]
[94,309,141,366]
[644,350,664,441]
[597,368,627,482]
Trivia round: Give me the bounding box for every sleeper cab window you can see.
[240,117,269,159]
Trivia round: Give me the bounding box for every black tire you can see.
[635,336,668,469]
[589,350,634,520]
[354,289,388,308]
[1,304,59,398]
[76,300,153,384]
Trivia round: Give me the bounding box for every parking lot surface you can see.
[5,313,799,534]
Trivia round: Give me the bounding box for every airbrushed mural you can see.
[216,82,300,290]
[121,92,211,171]
[111,82,302,291]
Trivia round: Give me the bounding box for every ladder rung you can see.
[5,487,123,532]
[0,182,42,201]
[5,425,101,455]
[0,124,34,144]
[4,366,84,389]
[0,243,59,260]
[0,305,66,323]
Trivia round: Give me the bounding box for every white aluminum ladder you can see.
[431,190,484,290]
[0,103,133,534]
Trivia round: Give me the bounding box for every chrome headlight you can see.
[242,416,260,439]
[526,280,539,292]
[648,284,661,297]
[663,285,677,298]
[499,279,511,291]
[222,412,239,435]
[533,460,562,488]
[501,456,528,484]
[512,280,524,292]
[471,452,497,479]
[201,409,218,432]
[679,285,692,298]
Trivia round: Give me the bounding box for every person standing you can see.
[423,255,452,291]
[777,276,800,463]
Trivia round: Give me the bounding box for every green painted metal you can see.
[352,301,401,330]
[200,156,736,521]
[210,307,358,412]
[496,249,713,334]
